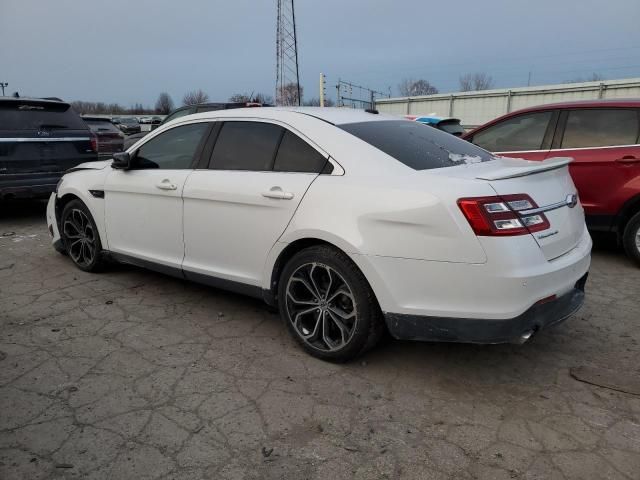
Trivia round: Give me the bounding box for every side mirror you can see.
[112,151,132,170]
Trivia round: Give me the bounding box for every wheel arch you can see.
[617,193,640,238]
[55,188,108,250]
[264,235,384,310]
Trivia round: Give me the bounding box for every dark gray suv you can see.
[0,97,97,199]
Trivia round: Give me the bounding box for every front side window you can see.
[135,123,209,169]
[561,109,639,149]
[339,120,492,171]
[472,111,552,152]
[209,121,283,171]
[273,131,328,173]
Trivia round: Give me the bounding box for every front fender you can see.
[55,169,109,250]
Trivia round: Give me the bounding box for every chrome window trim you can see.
[496,143,640,155]
[0,137,91,142]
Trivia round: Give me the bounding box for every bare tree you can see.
[229,92,274,104]
[566,73,605,83]
[398,78,439,97]
[155,92,174,114]
[182,89,209,106]
[277,83,302,106]
[459,72,494,91]
[70,100,153,115]
[229,93,251,103]
[253,93,274,105]
[303,97,335,107]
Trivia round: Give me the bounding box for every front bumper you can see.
[46,193,65,253]
[385,273,587,343]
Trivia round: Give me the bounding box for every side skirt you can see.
[107,251,265,301]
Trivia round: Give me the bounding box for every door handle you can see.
[156,179,177,190]
[615,156,640,164]
[262,186,294,200]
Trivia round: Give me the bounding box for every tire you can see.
[622,211,640,266]
[277,245,385,362]
[60,199,106,272]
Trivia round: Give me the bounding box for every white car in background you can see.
[47,108,591,361]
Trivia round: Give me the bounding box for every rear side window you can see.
[209,121,283,171]
[0,101,87,130]
[136,122,209,169]
[273,131,328,173]
[339,120,492,171]
[471,112,552,152]
[561,109,640,148]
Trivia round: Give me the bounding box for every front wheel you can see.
[60,199,106,272]
[278,245,385,362]
[622,211,640,266]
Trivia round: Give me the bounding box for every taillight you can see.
[457,194,550,236]
[90,133,98,153]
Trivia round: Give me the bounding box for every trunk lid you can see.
[433,156,585,261]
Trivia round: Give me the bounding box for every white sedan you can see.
[47,107,591,361]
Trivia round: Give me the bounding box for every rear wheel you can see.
[60,200,105,272]
[622,211,640,266]
[278,245,385,362]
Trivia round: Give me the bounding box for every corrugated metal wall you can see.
[375,78,640,128]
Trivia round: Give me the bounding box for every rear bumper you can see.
[385,273,587,343]
[0,173,62,199]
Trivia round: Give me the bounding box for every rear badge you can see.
[538,230,559,239]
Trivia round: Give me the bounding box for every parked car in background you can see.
[114,117,141,135]
[125,101,265,149]
[150,116,162,125]
[49,107,589,360]
[464,99,640,265]
[81,116,124,157]
[405,114,465,136]
[0,96,97,199]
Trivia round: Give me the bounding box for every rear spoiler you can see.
[476,157,573,181]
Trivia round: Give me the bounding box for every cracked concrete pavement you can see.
[1,200,639,480]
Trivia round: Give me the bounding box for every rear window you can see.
[85,120,121,133]
[339,120,493,170]
[438,120,465,136]
[0,101,87,130]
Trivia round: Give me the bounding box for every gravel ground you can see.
[1,200,639,480]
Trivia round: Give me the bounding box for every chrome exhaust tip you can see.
[513,329,535,345]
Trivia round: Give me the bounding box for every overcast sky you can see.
[1,0,639,107]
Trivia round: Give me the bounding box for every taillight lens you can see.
[457,194,550,236]
[90,133,98,153]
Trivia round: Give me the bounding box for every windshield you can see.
[339,120,493,170]
[120,118,137,124]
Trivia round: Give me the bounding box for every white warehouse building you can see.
[374,77,640,129]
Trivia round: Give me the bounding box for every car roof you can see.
[507,98,640,114]
[0,96,70,107]
[180,106,400,125]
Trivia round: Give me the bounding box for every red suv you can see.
[464,100,640,264]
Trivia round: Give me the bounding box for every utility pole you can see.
[319,73,325,107]
[0,83,7,96]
